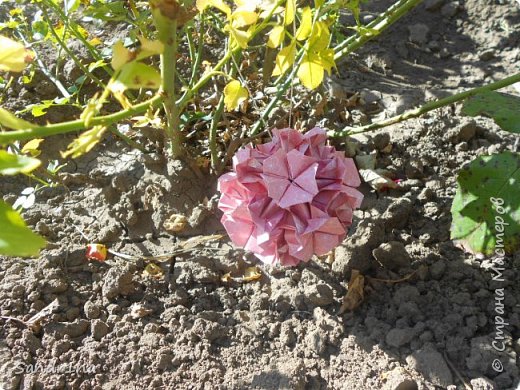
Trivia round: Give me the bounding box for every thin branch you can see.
[330,72,520,137]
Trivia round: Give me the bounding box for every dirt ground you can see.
[1,0,520,389]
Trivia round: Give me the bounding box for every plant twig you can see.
[334,0,423,60]
[210,94,225,171]
[330,72,520,137]
[40,7,106,89]
[0,95,162,144]
[157,16,182,157]
[249,0,421,136]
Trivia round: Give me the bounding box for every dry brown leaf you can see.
[339,269,365,314]
[360,169,399,191]
[221,266,262,283]
[221,272,232,283]
[180,234,224,250]
[1,298,60,332]
[143,263,164,279]
[130,303,153,319]
[163,214,188,233]
[242,266,262,282]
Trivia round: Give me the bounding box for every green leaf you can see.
[462,91,520,133]
[298,57,323,90]
[0,150,41,175]
[0,200,46,257]
[284,0,295,25]
[295,7,312,41]
[114,62,162,90]
[0,107,36,130]
[61,125,108,159]
[272,41,296,77]
[0,35,34,72]
[450,152,520,255]
[223,80,248,111]
[267,25,285,48]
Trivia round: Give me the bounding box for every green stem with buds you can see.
[249,0,423,136]
[333,0,423,60]
[159,19,183,157]
[330,72,520,137]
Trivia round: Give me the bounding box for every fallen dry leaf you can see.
[221,272,232,283]
[180,234,224,250]
[1,298,60,332]
[339,269,365,314]
[242,266,262,282]
[143,263,164,279]
[221,266,262,283]
[163,214,188,233]
[130,303,153,319]
[360,169,399,191]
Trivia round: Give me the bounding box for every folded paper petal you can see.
[218,127,364,267]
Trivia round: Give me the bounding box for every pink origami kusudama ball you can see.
[217,128,364,266]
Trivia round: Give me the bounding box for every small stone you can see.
[360,89,382,105]
[408,23,429,45]
[102,265,136,301]
[91,320,109,341]
[470,377,497,390]
[441,1,459,18]
[382,367,418,390]
[386,327,415,348]
[65,307,80,321]
[333,221,384,276]
[406,344,453,387]
[479,50,495,61]
[280,322,296,346]
[382,198,413,229]
[373,133,391,151]
[457,120,477,142]
[430,260,446,280]
[84,301,101,320]
[425,0,444,11]
[305,283,334,307]
[373,241,411,271]
[405,158,424,179]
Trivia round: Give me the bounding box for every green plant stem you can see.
[40,8,106,89]
[0,0,285,146]
[0,95,162,144]
[159,19,182,157]
[210,95,225,171]
[249,57,302,136]
[330,72,520,137]
[41,0,113,77]
[250,0,421,136]
[333,0,422,60]
[188,15,206,89]
[109,126,147,153]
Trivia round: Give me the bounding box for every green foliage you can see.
[0,107,36,130]
[462,91,520,134]
[450,152,520,255]
[0,150,46,257]
[0,150,41,175]
[0,200,46,257]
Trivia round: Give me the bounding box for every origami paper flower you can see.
[218,127,363,266]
